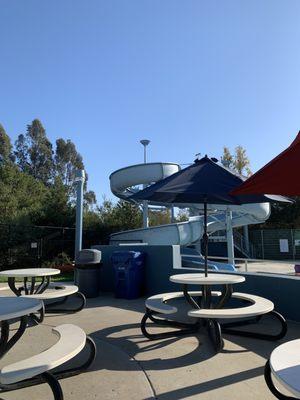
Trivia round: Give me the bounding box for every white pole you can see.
[226,208,235,266]
[75,169,85,259]
[140,139,150,228]
[170,206,175,223]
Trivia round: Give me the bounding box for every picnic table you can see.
[0,297,42,358]
[0,268,86,318]
[0,268,60,296]
[142,272,287,352]
[170,273,245,309]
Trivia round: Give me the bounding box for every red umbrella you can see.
[231,132,300,197]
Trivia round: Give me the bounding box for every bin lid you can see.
[76,249,102,264]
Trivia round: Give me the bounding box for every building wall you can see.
[94,244,300,322]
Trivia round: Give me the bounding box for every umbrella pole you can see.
[203,201,208,277]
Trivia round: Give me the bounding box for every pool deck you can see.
[0,293,299,399]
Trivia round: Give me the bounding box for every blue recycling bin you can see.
[111,251,146,299]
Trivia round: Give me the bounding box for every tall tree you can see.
[14,133,29,172]
[84,190,97,211]
[26,119,54,183]
[221,145,252,176]
[233,145,251,176]
[220,146,233,169]
[0,163,47,224]
[0,124,14,164]
[55,138,84,186]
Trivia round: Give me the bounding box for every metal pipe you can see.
[203,201,208,277]
[226,208,235,266]
[140,139,150,228]
[75,169,85,259]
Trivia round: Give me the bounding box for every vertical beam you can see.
[243,225,250,254]
[141,142,150,228]
[142,200,149,228]
[203,201,208,277]
[226,208,235,266]
[75,169,85,259]
[170,206,175,223]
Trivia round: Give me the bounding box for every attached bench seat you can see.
[188,292,274,319]
[265,339,300,399]
[188,292,287,351]
[24,282,79,300]
[142,291,287,349]
[0,324,96,400]
[24,283,86,320]
[142,291,221,340]
[146,291,221,315]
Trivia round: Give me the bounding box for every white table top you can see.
[0,297,43,321]
[170,273,245,285]
[0,268,60,278]
[270,338,300,397]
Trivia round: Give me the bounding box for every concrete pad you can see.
[0,322,154,399]
[0,293,299,399]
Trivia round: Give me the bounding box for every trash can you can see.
[111,251,146,299]
[75,249,102,298]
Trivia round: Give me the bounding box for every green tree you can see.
[26,119,54,183]
[233,145,251,176]
[0,124,14,164]
[0,164,47,224]
[98,199,142,231]
[14,133,30,172]
[55,138,84,186]
[84,190,97,211]
[36,177,74,226]
[221,146,233,169]
[221,145,252,176]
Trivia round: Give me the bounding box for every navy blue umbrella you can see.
[130,156,290,276]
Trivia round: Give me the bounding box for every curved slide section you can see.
[110,163,270,247]
[110,163,181,200]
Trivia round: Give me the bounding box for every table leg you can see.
[183,284,200,309]
[8,277,21,296]
[215,284,233,309]
[34,276,51,294]
[30,277,36,294]
[201,285,212,308]
[0,316,28,358]
[23,277,29,295]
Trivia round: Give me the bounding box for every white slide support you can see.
[109,163,270,247]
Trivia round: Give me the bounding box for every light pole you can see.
[140,139,150,228]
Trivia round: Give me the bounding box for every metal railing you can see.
[182,254,299,274]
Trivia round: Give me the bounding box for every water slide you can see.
[109,163,271,269]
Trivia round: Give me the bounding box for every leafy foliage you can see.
[0,124,14,164]
[221,145,252,176]
[2,119,96,227]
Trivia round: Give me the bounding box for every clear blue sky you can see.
[1,0,300,202]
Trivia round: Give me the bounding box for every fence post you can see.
[291,229,295,260]
[261,229,265,259]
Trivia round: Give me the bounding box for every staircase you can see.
[233,230,254,258]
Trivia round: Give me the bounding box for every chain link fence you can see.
[250,229,300,260]
[0,224,104,270]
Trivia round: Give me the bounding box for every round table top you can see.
[0,297,43,321]
[0,268,61,278]
[170,273,245,285]
[270,338,300,397]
